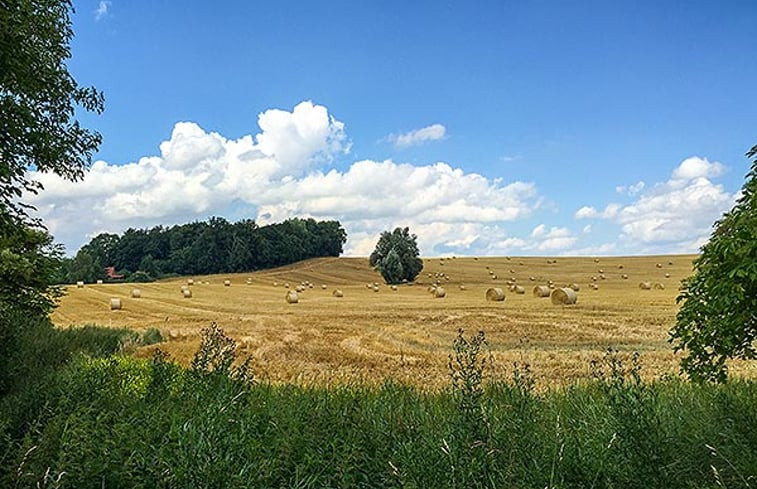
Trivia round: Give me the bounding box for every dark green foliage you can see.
[671,144,757,382]
[370,227,424,284]
[65,217,348,282]
[140,327,163,346]
[0,0,104,222]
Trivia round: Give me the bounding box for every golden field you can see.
[52,255,756,389]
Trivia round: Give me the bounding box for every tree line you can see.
[63,217,347,283]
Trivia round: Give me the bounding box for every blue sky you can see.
[31,1,757,256]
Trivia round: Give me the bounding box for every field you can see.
[52,255,756,388]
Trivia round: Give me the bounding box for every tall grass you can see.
[1,323,755,488]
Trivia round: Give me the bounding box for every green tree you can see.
[369,227,423,284]
[671,144,757,382]
[0,0,102,314]
[1,0,104,222]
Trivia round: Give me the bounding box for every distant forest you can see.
[62,217,347,283]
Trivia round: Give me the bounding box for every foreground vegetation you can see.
[2,319,755,489]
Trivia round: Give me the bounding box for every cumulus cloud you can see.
[26,101,542,255]
[616,181,645,196]
[389,123,446,148]
[574,156,736,253]
[94,1,111,20]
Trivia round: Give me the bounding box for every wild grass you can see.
[1,323,755,488]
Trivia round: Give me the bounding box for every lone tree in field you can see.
[671,144,757,383]
[369,227,423,284]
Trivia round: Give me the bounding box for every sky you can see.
[27,1,757,256]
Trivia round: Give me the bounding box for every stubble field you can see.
[51,255,756,389]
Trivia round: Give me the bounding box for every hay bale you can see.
[296,285,305,292]
[131,289,141,298]
[668,261,673,266]
[664,273,670,278]
[570,283,580,291]
[509,284,517,292]
[459,285,466,290]
[639,281,652,290]
[594,258,600,263]
[332,289,343,298]
[551,287,577,305]
[491,274,497,280]
[96,279,103,285]
[514,285,525,294]
[600,274,606,280]
[621,274,629,279]
[76,281,84,288]
[486,287,505,301]
[187,279,194,286]
[590,283,599,290]
[653,282,665,290]
[509,269,516,274]
[321,284,327,289]
[224,280,231,287]
[592,276,598,282]
[434,287,446,298]
[109,298,121,310]
[598,269,604,274]
[618,264,624,269]
[273,282,278,287]
[286,291,298,304]
[308,284,313,289]
[182,289,192,298]
[474,257,478,260]
[391,285,398,291]
[529,276,535,281]
[284,283,290,289]
[372,285,380,292]
[656,263,663,268]
[533,285,551,298]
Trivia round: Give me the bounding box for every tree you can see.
[670,144,757,383]
[1,0,104,223]
[0,0,102,315]
[369,227,423,284]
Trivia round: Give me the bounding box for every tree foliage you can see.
[0,0,101,315]
[65,217,348,282]
[1,0,104,222]
[369,227,423,284]
[671,144,757,383]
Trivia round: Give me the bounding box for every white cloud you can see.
[574,156,736,253]
[389,123,446,148]
[94,1,111,20]
[617,181,645,196]
[26,102,542,256]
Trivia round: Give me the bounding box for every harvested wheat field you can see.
[52,255,756,389]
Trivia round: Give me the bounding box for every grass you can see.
[1,324,755,489]
[51,254,757,387]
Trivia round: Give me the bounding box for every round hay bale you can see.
[224,280,231,287]
[570,283,580,291]
[131,289,141,298]
[373,282,379,287]
[551,287,577,305]
[653,282,665,290]
[97,279,103,285]
[618,264,624,269]
[286,291,298,304]
[509,269,516,274]
[76,281,84,288]
[332,289,343,298]
[547,280,554,285]
[427,285,437,294]
[598,269,604,274]
[321,284,327,289]
[491,274,497,280]
[639,281,652,290]
[474,257,478,260]
[514,285,526,294]
[594,258,600,263]
[621,274,629,279]
[506,256,511,260]
[656,263,663,268]
[533,285,551,298]
[308,284,313,289]
[668,261,673,266]
[459,285,466,290]
[509,284,517,292]
[434,287,446,298]
[529,276,535,281]
[109,298,121,310]
[664,273,670,278]
[486,287,505,301]
[273,282,278,287]
[296,285,305,292]
[600,274,606,280]
[182,289,192,298]
[591,276,598,282]
[284,283,290,288]
[372,285,380,292]
[390,285,398,291]
[590,283,599,290]
[187,279,194,286]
